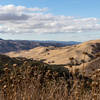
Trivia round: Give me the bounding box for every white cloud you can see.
[0,5,100,34]
[0,5,48,13]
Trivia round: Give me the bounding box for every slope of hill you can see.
[0,54,94,100]
[1,40,100,99]
[83,57,100,75]
[0,54,70,77]
[6,39,100,65]
[0,38,80,53]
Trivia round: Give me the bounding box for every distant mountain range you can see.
[0,38,80,53]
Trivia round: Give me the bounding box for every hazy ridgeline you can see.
[0,55,100,100]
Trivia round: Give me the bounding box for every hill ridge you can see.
[6,39,100,65]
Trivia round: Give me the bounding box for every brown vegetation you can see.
[1,40,100,100]
[0,54,100,100]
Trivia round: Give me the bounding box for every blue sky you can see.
[1,0,100,17]
[0,0,100,41]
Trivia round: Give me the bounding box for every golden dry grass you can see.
[6,39,100,65]
[0,60,100,100]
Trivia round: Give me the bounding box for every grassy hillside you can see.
[0,54,100,100]
[6,39,100,65]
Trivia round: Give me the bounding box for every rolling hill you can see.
[1,41,100,100]
[5,39,100,75]
[6,40,100,64]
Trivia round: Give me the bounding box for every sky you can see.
[0,0,100,42]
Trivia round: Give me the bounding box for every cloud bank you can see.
[0,5,100,34]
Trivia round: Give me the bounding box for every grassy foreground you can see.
[0,55,100,100]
